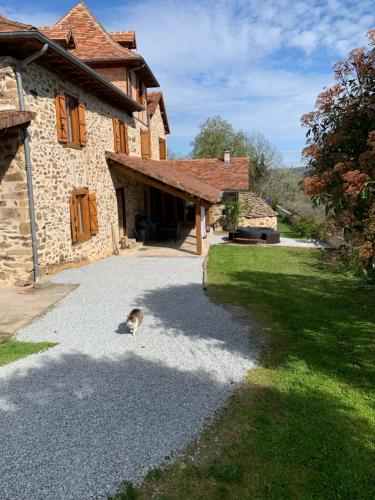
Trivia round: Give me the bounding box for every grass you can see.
[117,246,375,500]
[0,340,56,367]
[277,218,304,239]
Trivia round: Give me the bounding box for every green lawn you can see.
[123,246,375,500]
[277,218,304,239]
[0,340,56,367]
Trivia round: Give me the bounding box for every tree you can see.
[301,29,375,269]
[191,117,282,193]
[191,116,251,158]
[248,132,282,192]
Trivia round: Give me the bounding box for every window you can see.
[140,129,151,159]
[113,118,129,154]
[159,138,167,160]
[69,189,98,244]
[55,91,87,147]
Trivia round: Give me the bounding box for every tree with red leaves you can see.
[301,29,375,271]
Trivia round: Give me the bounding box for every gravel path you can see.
[0,256,257,500]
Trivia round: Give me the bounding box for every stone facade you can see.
[150,105,166,160]
[0,57,149,285]
[210,191,278,231]
[0,129,34,285]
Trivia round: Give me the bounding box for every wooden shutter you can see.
[88,193,99,235]
[69,195,78,243]
[78,103,87,146]
[124,123,129,154]
[113,117,121,153]
[55,93,68,143]
[159,138,167,160]
[141,129,151,159]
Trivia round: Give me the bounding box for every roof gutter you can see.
[14,43,48,285]
[0,31,144,112]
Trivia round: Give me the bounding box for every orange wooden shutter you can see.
[78,103,87,146]
[88,193,99,235]
[159,138,167,160]
[69,195,78,243]
[55,93,68,143]
[124,123,129,154]
[112,117,121,153]
[141,130,151,159]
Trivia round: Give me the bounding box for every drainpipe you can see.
[15,43,48,285]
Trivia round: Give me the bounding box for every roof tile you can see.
[106,153,222,203]
[168,157,249,191]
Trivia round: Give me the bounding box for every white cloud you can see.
[2,0,374,163]
[100,0,373,162]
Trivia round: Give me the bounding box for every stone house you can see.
[0,2,272,287]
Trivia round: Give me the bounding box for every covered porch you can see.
[106,153,221,256]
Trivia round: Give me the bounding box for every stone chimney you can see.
[223,149,231,164]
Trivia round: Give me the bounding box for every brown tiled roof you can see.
[43,2,159,87]
[52,2,135,61]
[239,192,277,218]
[0,15,34,31]
[147,92,170,134]
[109,31,137,49]
[106,153,222,204]
[167,157,249,192]
[39,27,75,49]
[0,110,35,130]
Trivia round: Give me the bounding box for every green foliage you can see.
[110,481,138,500]
[301,31,375,267]
[291,215,327,240]
[247,132,283,188]
[225,199,241,231]
[191,116,251,158]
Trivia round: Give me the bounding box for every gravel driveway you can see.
[0,256,256,499]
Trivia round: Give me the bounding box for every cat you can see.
[126,308,144,335]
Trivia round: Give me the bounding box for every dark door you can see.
[116,188,126,238]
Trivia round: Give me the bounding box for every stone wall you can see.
[0,129,34,286]
[0,59,18,111]
[238,216,277,230]
[0,56,150,284]
[150,104,166,160]
[210,192,278,231]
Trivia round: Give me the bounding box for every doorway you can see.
[116,187,126,238]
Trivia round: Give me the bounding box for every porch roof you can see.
[167,157,250,192]
[106,152,222,204]
[0,110,36,130]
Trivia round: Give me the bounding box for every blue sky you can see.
[1,0,374,165]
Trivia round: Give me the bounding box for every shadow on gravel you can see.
[0,351,231,500]
[137,283,255,358]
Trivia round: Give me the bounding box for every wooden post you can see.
[195,200,202,255]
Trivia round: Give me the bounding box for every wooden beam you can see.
[195,200,202,256]
[110,163,199,203]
